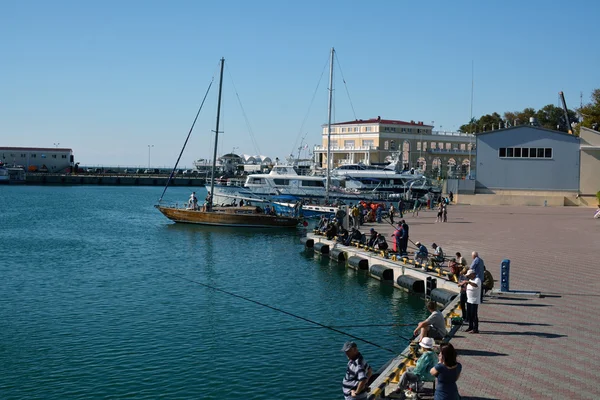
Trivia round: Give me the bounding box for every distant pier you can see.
[23,173,206,186]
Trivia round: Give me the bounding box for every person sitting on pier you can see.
[394,337,437,396]
[414,301,447,341]
[338,226,349,244]
[374,233,388,251]
[414,241,428,265]
[326,222,338,240]
[318,216,328,232]
[430,243,445,268]
[239,199,244,207]
[344,227,362,246]
[367,228,378,247]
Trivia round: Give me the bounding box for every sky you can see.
[2,0,599,168]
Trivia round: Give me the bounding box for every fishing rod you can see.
[167,272,400,354]
[263,322,418,333]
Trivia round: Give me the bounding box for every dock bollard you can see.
[501,259,510,292]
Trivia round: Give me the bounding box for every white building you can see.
[0,147,74,172]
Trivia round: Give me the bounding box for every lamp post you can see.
[148,144,154,168]
[53,142,60,148]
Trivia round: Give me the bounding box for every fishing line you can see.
[167,272,399,354]
[262,322,418,333]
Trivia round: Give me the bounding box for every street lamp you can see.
[148,144,154,168]
[232,146,239,155]
[53,142,60,148]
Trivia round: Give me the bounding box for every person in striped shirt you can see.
[342,341,372,399]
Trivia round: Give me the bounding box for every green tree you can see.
[578,89,600,133]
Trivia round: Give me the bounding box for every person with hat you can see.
[394,337,437,396]
[414,241,428,266]
[458,269,481,333]
[341,341,372,400]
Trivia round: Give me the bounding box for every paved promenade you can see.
[362,204,599,400]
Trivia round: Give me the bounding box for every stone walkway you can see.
[361,204,600,400]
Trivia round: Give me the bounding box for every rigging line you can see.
[289,55,330,157]
[158,75,215,202]
[334,51,357,121]
[167,272,399,354]
[225,62,261,156]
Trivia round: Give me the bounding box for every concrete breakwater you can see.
[23,173,206,186]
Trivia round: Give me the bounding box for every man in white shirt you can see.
[459,269,481,334]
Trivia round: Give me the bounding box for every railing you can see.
[313,145,378,151]
[431,130,473,137]
[426,148,475,154]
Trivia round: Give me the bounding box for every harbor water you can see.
[0,186,427,399]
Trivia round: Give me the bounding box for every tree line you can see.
[459,89,600,136]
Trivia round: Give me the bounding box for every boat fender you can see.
[314,242,330,254]
[370,264,393,281]
[429,288,458,306]
[301,237,315,248]
[347,255,368,271]
[330,248,346,263]
[396,275,425,293]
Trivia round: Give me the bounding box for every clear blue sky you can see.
[2,0,598,168]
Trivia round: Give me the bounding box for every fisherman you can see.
[389,203,395,224]
[394,337,437,395]
[367,228,378,247]
[205,191,213,211]
[430,243,444,268]
[459,269,481,333]
[337,226,349,244]
[483,267,494,296]
[351,205,361,228]
[414,301,447,341]
[375,233,388,251]
[326,222,338,240]
[391,223,402,253]
[400,219,409,256]
[342,341,372,400]
[318,216,328,232]
[345,227,362,246]
[414,241,428,266]
[239,198,244,207]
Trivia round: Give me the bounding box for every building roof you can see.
[474,125,579,139]
[330,117,432,127]
[0,147,73,152]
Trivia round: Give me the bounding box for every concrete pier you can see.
[306,204,600,399]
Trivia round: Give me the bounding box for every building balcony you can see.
[426,148,474,155]
[431,130,474,137]
[313,145,379,152]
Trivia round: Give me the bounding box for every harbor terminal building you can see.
[312,117,476,176]
[0,147,74,172]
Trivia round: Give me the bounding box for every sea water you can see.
[0,185,426,399]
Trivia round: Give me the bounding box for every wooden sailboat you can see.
[156,58,300,228]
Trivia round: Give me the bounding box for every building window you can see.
[353,127,359,132]
[384,141,389,150]
[460,144,466,150]
[391,127,396,132]
[32,154,37,158]
[62,155,67,159]
[21,154,26,157]
[416,142,421,151]
[446,143,452,150]
[365,127,371,132]
[362,140,374,147]
[52,154,57,158]
[438,142,443,150]
[499,147,553,159]
[423,142,427,150]
[344,140,355,148]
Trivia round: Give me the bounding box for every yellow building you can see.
[313,117,476,176]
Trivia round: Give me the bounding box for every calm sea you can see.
[0,185,426,399]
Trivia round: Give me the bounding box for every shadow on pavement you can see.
[479,320,551,326]
[488,303,550,307]
[479,331,567,339]
[458,349,508,357]
[460,396,501,400]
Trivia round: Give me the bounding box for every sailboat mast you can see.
[325,47,334,204]
[209,57,225,209]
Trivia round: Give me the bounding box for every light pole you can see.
[148,144,154,168]
[53,142,60,148]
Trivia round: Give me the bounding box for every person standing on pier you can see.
[389,204,395,225]
[342,341,372,400]
[400,219,409,256]
[469,252,485,302]
[392,224,402,253]
[459,269,481,334]
[398,199,404,218]
[189,192,198,210]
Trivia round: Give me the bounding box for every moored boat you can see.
[156,58,301,228]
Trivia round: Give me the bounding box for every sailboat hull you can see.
[156,205,299,228]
